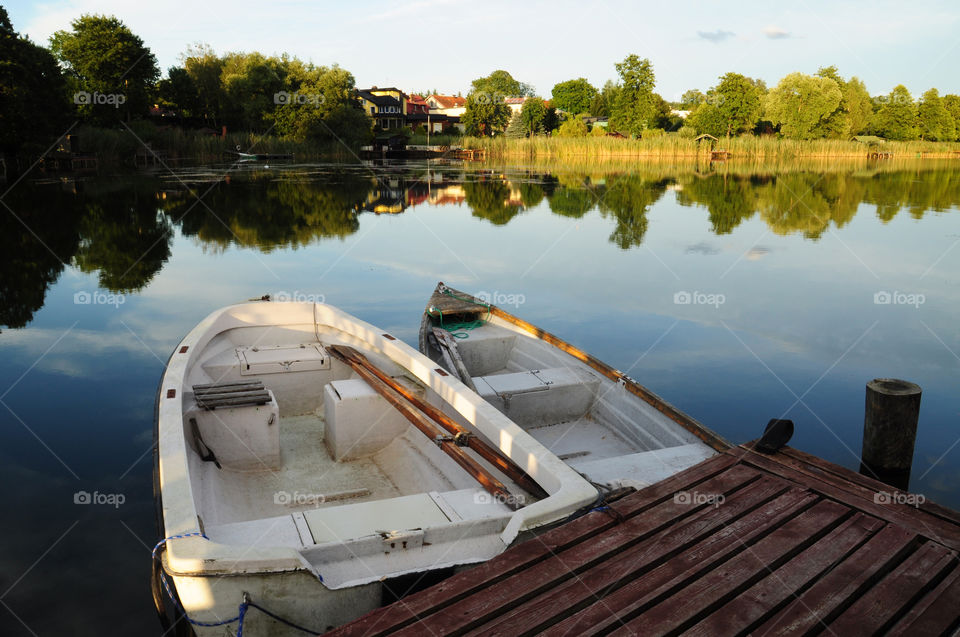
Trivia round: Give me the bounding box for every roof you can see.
[407,94,428,104]
[503,97,527,104]
[362,86,407,96]
[356,90,402,107]
[428,94,466,109]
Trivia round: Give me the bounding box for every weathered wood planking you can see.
[327,445,960,636]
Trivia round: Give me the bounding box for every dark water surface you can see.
[1,158,959,634]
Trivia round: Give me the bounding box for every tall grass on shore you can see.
[74,122,356,164]
[463,135,960,160]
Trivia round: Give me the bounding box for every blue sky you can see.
[6,0,960,100]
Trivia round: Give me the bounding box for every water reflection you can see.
[3,160,960,329]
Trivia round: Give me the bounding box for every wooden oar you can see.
[327,345,525,510]
[329,345,547,499]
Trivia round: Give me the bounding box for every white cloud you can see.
[762,25,792,39]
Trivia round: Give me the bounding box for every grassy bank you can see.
[73,122,358,164]
[463,135,960,160]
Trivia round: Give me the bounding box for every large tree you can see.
[470,70,534,100]
[609,55,657,137]
[550,78,597,115]
[590,80,620,117]
[50,14,159,122]
[688,72,764,137]
[943,95,960,141]
[917,88,955,141]
[874,85,918,140]
[182,44,226,126]
[0,8,71,159]
[764,73,842,139]
[813,66,872,138]
[520,97,548,134]
[272,64,371,146]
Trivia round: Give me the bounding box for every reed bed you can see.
[463,135,960,160]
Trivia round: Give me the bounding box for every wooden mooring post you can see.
[859,378,922,490]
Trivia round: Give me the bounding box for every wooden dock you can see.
[330,443,960,636]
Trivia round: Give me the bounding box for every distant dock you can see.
[333,443,960,636]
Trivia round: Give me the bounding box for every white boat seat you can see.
[473,367,600,427]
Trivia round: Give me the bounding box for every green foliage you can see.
[610,55,657,137]
[463,179,523,225]
[812,67,872,138]
[556,115,589,137]
[470,69,534,99]
[688,72,764,137]
[591,123,607,136]
[917,88,955,141]
[764,73,842,139]
[0,8,72,157]
[504,112,527,138]
[50,14,159,123]
[677,125,697,138]
[590,80,620,117]
[182,44,226,125]
[157,67,200,116]
[520,97,548,134]
[875,85,918,141]
[551,78,597,115]
[272,64,371,146]
[944,95,960,141]
[680,89,706,110]
[548,185,594,218]
[463,87,510,136]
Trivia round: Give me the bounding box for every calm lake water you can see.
[1,158,959,634]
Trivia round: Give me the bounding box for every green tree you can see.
[764,72,842,139]
[182,44,226,126]
[555,115,589,137]
[590,80,620,117]
[156,66,200,117]
[943,95,960,141]
[917,88,955,141]
[0,8,71,159]
[50,14,159,123]
[273,64,371,146]
[470,70,534,99]
[462,90,510,136]
[874,85,918,140]
[680,89,706,111]
[520,97,548,134]
[609,55,657,137]
[688,72,764,137]
[504,112,526,138]
[550,78,597,115]
[813,67,872,138]
[464,179,523,225]
[219,52,286,131]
